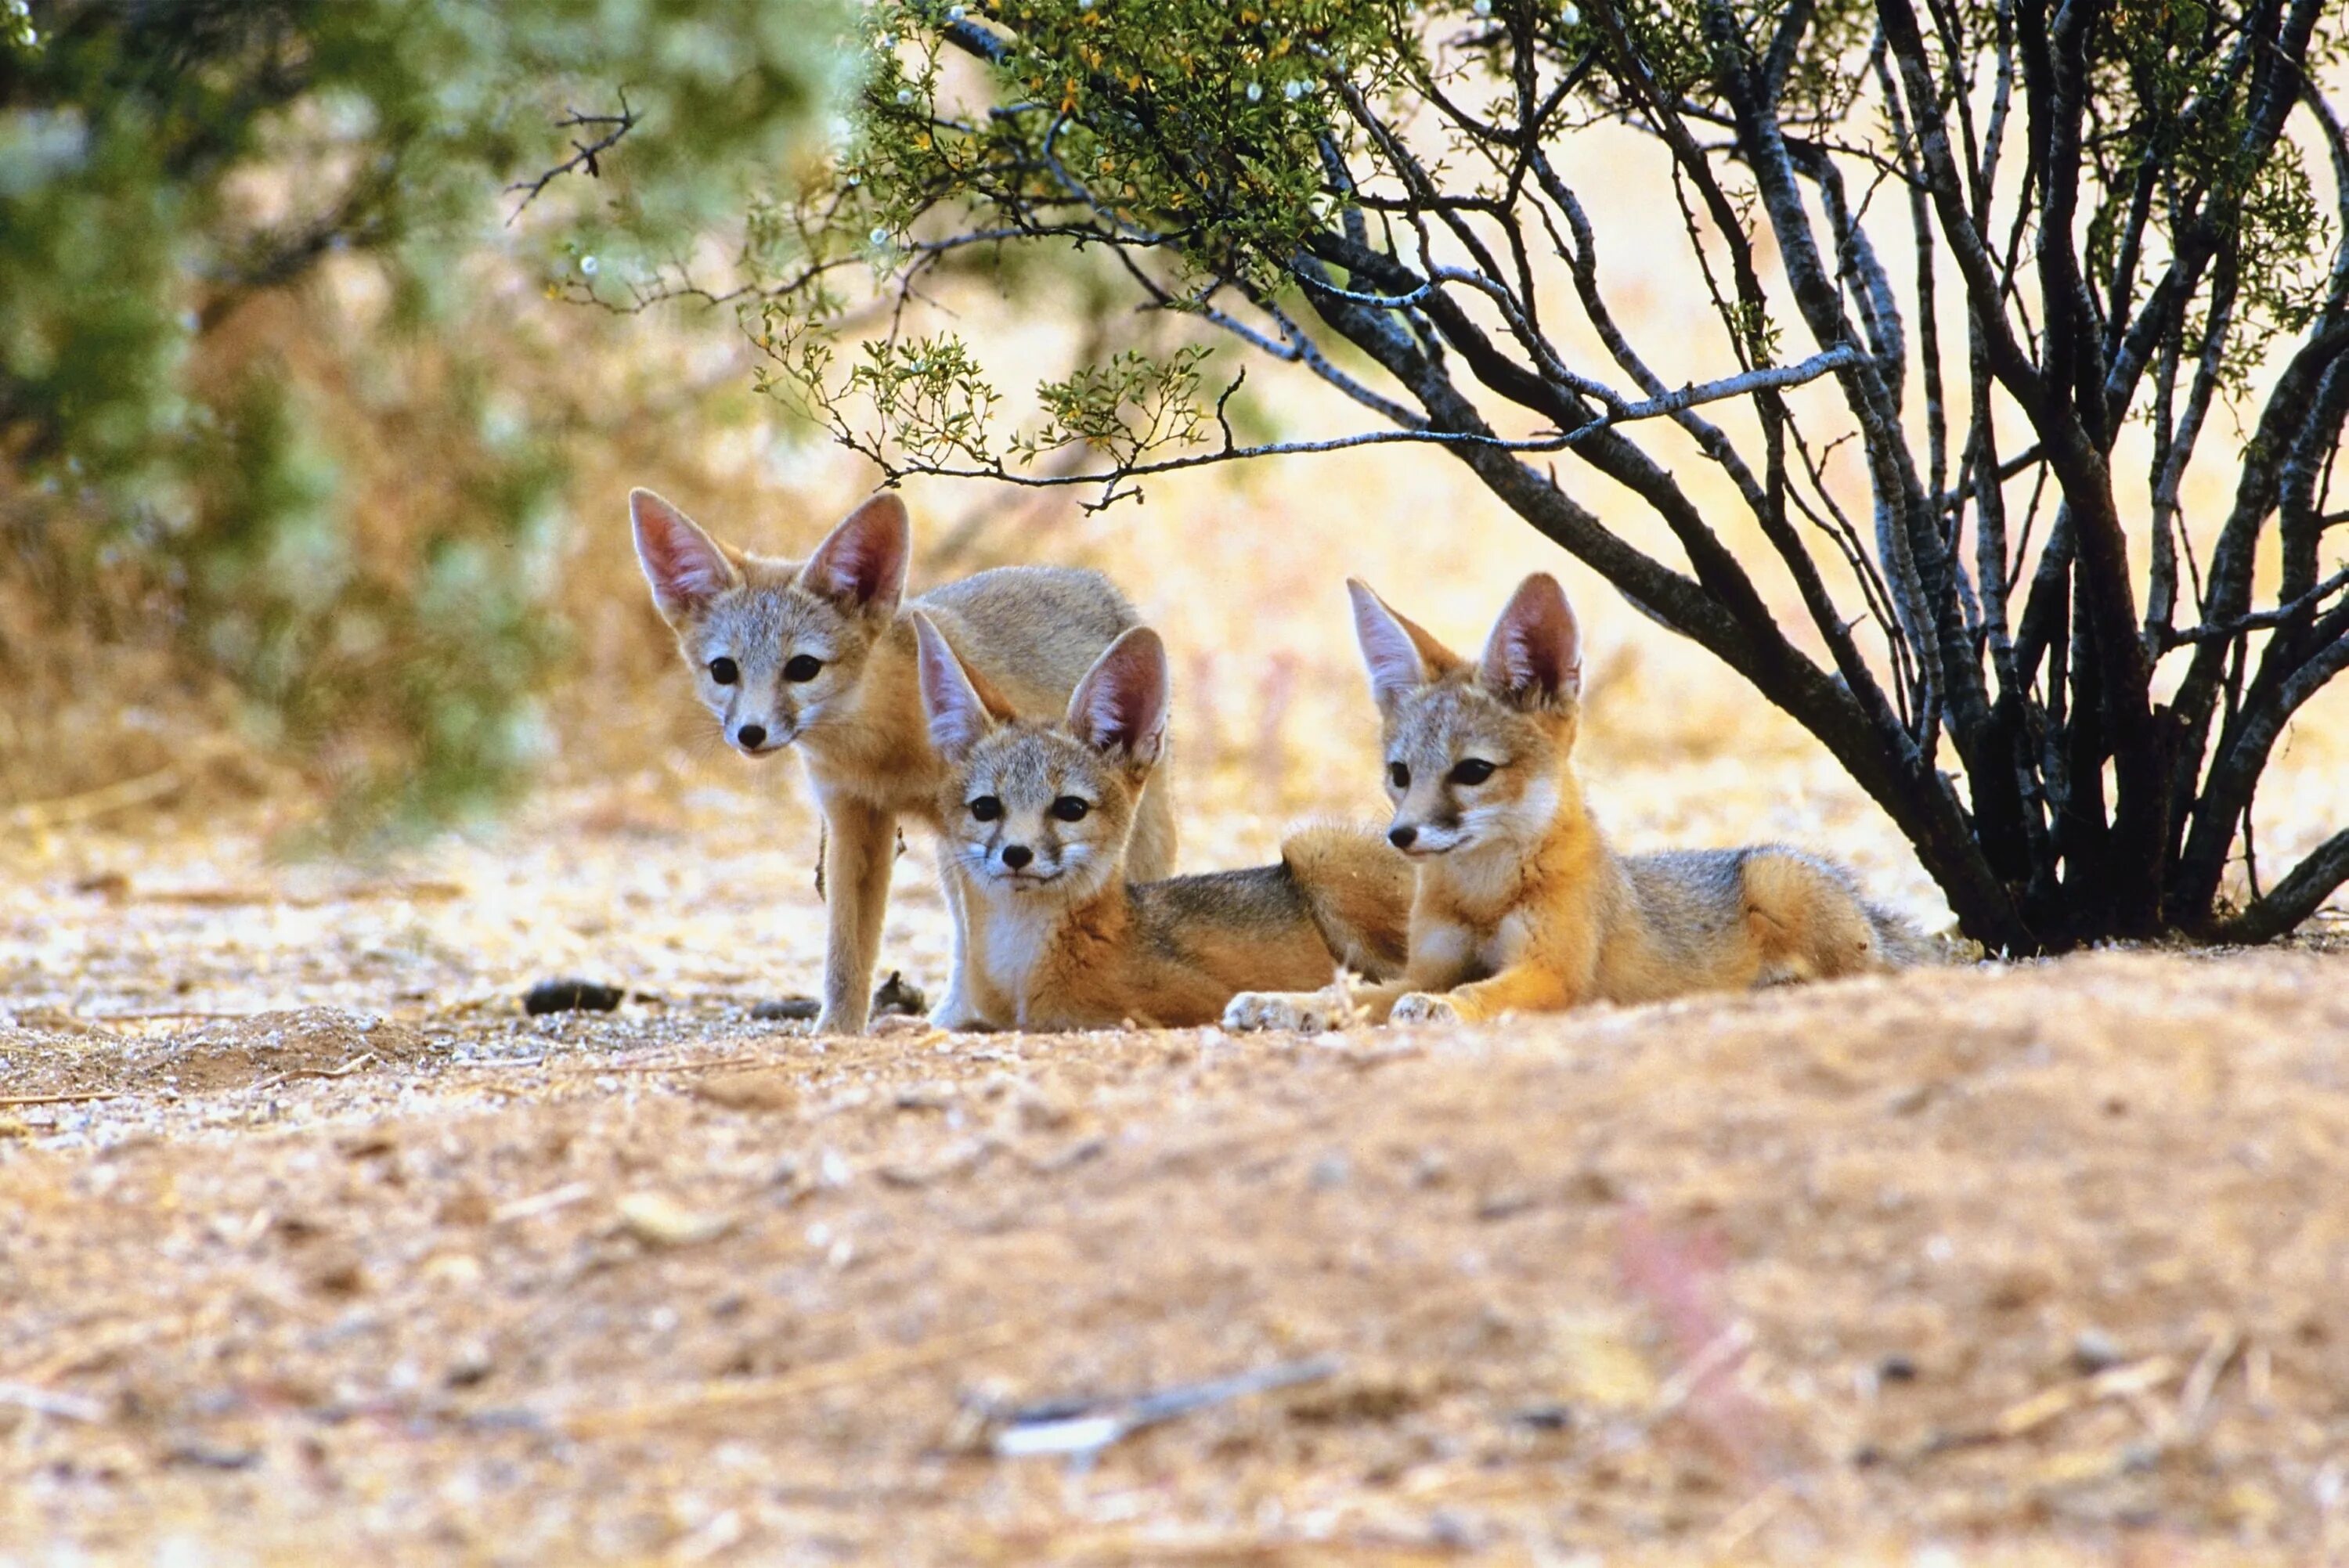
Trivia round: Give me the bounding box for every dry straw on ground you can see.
[6,719,2348,1562]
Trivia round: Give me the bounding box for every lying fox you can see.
[1226,573,1922,1030]
[913,612,1412,1030]
[630,488,1176,1033]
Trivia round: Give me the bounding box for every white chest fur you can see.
[975,896,1063,1024]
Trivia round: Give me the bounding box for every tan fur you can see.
[1279,823,1417,979]
[915,618,1411,1031]
[630,488,1176,1033]
[1225,574,1921,1031]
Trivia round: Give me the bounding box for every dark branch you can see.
[506,92,637,223]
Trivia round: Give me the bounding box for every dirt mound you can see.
[9,781,2349,1559]
[3,948,2348,1559]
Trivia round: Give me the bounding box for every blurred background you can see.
[5,3,2343,938]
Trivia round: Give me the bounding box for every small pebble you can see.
[617,1192,732,1247]
[522,979,623,1015]
[2072,1328,2124,1374]
[1877,1354,1919,1383]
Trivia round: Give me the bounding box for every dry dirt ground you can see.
[6,774,2349,1566]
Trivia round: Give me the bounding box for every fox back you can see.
[916,618,1409,1029]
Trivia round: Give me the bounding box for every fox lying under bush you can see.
[630,488,1175,1033]
[914,613,1411,1030]
[1225,573,1926,1030]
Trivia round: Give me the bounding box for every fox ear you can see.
[1348,579,1460,711]
[913,612,1012,762]
[631,489,741,620]
[1066,627,1169,769]
[800,491,910,615]
[1479,572,1582,708]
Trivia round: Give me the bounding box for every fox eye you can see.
[1449,759,1496,786]
[1387,762,1409,790]
[969,795,1002,822]
[784,654,823,683]
[708,657,738,686]
[1049,795,1091,823]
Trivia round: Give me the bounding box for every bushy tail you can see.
[1741,847,1955,978]
[1863,902,1938,969]
[1280,821,1415,980]
[1864,903,1974,968]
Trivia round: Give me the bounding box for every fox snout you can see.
[730,712,792,755]
[1387,820,1456,853]
[1385,802,1465,856]
[985,837,1066,887]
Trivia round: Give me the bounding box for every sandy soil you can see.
[5,773,2349,1566]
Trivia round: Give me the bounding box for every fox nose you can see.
[736,723,767,750]
[1388,824,1417,849]
[1001,844,1034,870]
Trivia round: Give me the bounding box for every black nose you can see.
[737,724,767,750]
[1388,824,1416,849]
[1001,843,1034,870]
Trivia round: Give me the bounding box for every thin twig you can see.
[3,767,182,831]
[2167,564,2349,647]
[877,348,1861,503]
[506,92,637,223]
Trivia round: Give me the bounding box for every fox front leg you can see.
[1392,964,1575,1025]
[927,865,998,1032]
[817,795,897,1035]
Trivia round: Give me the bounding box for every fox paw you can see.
[1221,990,1342,1033]
[928,988,998,1033]
[1388,992,1462,1026]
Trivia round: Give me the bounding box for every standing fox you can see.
[1225,573,1922,1030]
[914,612,1413,1030]
[630,488,1176,1033]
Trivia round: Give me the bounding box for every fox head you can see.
[630,488,911,758]
[915,613,1167,904]
[1348,572,1583,860]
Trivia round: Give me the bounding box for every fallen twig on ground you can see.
[4,766,182,831]
[0,1382,108,1423]
[991,1354,1342,1466]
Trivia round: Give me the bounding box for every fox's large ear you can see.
[1066,627,1169,770]
[799,492,911,615]
[913,612,1012,762]
[1348,579,1460,712]
[631,489,741,620]
[1479,572,1582,709]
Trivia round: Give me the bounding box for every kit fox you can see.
[1224,573,1923,1031]
[630,488,1177,1033]
[914,612,1412,1030]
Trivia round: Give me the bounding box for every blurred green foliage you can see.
[0,0,846,845]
